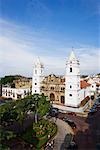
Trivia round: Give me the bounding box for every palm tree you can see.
[32,94,40,123]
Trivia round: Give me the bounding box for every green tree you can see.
[0,76,15,85]
[0,94,50,128]
[0,102,18,126]
[0,128,16,150]
[31,94,51,123]
[37,95,51,117]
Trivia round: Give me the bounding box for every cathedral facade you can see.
[1,51,98,110]
[40,74,65,104]
[32,51,92,112]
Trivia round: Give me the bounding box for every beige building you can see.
[14,78,32,89]
[40,74,65,104]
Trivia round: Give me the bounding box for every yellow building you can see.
[14,78,32,89]
[40,74,65,104]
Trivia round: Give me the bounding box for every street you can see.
[58,106,100,150]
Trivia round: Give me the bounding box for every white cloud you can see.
[0,35,65,77]
[0,19,100,77]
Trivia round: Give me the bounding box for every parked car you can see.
[88,108,97,115]
[63,117,76,129]
[49,108,59,117]
[92,104,97,109]
[51,107,59,112]
[67,141,78,149]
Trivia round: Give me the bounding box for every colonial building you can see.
[2,50,99,112]
[14,77,32,89]
[40,74,65,104]
[32,51,93,112]
[2,87,31,100]
[1,76,32,100]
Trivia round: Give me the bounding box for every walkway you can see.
[51,118,74,150]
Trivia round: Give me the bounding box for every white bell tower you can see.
[32,57,44,95]
[65,51,80,107]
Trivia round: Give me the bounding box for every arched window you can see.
[70,85,72,88]
[35,69,37,74]
[70,67,72,72]
[51,87,54,90]
[50,93,55,102]
[61,96,65,104]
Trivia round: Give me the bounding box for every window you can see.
[69,94,72,96]
[51,87,54,90]
[61,96,65,104]
[35,70,37,74]
[13,93,15,97]
[70,67,72,72]
[41,86,44,89]
[35,90,37,93]
[92,85,94,88]
[35,83,37,85]
[61,87,65,91]
[70,85,72,88]
[24,90,26,95]
[11,90,12,95]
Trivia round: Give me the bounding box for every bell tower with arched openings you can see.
[32,57,44,95]
[65,51,80,107]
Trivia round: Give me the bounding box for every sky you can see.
[0,0,100,77]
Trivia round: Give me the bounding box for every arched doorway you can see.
[61,96,65,104]
[50,93,55,103]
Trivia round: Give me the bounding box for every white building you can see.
[32,57,44,95]
[2,87,31,100]
[2,50,97,112]
[65,51,80,107]
[52,51,91,112]
[87,78,100,95]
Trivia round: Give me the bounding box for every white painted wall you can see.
[65,51,81,107]
[89,83,96,92]
[78,87,90,103]
[2,87,30,100]
[32,58,44,94]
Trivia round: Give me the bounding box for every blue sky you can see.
[0,0,100,77]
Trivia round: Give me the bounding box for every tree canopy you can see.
[0,94,51,127]
[0,76,15,85]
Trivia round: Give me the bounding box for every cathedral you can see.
[32,51,92,113]
[1,51,97,112]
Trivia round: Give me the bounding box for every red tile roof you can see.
[80,80,91,89]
